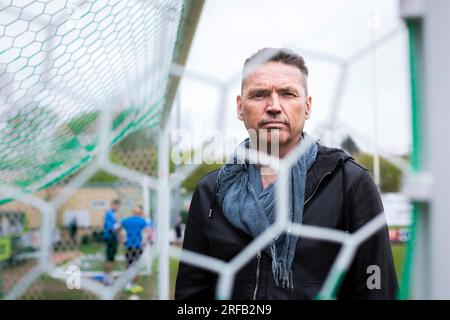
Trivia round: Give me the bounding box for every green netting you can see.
[0,0,184,202]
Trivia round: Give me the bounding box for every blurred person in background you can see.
[121,205,153,293]
[102,199,121,286]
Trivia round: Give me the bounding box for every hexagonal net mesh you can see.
[0,0,184,203]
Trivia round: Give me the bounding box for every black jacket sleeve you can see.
[339,168,399,299]
[174,177,216,300]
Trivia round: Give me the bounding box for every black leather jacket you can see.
[175,144,398,300]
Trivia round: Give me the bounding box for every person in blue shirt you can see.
[102,199,121,286]
[121,205,152,292]
[121,205,152,266]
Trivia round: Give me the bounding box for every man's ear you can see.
[305,95,312,120]
[237,95,244,121]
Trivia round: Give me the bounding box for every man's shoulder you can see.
[123,216,144,223]
[137,216,148,225]
[316,142,368,179]
[196,168,220,191]
[121,216,131,222]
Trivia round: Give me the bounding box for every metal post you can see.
[40,207,55,270]
[172,93,181,225]
[368,4,381,188]
[425,0,450,299]
[370,35,381,188]
[155,3,177,300]
[399,0,429,299]
[156,123,170,299]
[400,0,450,299]
[142,177,152,275]
[143,178,151,220]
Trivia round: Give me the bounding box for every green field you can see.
[17,256,180,300]
[2,241,405,299]
[391,243,406,282]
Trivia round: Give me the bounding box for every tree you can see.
[341,135,360,155]
[181,162,223,192]
[353,153,403,193]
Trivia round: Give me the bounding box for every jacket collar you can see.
[212,143,352,206]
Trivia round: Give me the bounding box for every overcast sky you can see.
[174,0,411,156]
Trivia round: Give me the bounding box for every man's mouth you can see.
[260,121,287,128]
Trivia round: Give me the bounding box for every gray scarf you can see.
[217,132,318,289]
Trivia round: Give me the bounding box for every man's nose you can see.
[266,92,282,114]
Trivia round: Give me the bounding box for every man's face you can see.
[237,62,311,151]
[133,207,143,216]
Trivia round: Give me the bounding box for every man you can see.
[103,199,121,286]
[120,205,152,292]
[173,215,184,247]
[175,48,398,300]
[68,217,78,246]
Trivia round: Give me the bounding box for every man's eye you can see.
[251,92,266,98]
[282,91,295,97]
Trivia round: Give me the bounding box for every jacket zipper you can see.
[304,170,333,206]
[250,167,338,299]
[217,161,342,299]
[252,251,262,300]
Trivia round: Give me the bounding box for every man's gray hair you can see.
[242,47,309,95]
